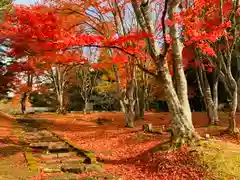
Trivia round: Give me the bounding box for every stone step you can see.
[25,130,53,137]
[57,151,78,158]
[63,157,86,164]
[39,158,62,164]
[48,142,69,150]
[26,134,57,139]
[30,142,50,148]
[38,151,78,159]
[42,174,78,180]
[41,166,62,173]
[30,141,68,149]
[26,137,61,143]
[38,130,53,136]
[61,164,102,174]
[39,159,91,173]
[25,132,39,136]
[39,153,58,159]
[40,156,85,164]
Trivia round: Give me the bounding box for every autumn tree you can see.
[0,5,88,113]
[40,51,85,114]
[37,0,199,143]
[180,0,240,133]
[7,60,40,114]
[76,61,99,114]
[53,0,147,126]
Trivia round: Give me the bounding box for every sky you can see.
[14,0,36,5]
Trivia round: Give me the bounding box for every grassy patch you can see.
[194,140,240,180]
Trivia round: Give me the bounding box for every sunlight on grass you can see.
[196,141,240,180]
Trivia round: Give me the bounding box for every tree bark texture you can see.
[196,68,219,125]
[131,0,199,146]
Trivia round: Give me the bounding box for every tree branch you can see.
[136,63,157,77]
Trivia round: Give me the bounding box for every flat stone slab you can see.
[61,164,102,174]
[61,164,85,173]
[40,158,62,164]
[42,174,78,180]
[40,156,85,164]
[30,142,50,148]
[48,142,69,150]
[40,153,58,159]
[30,141,68,149]
[38,130,54,136]
[25,132,39,136]
[42,167,62,173]
[57,151,78,158]
[62,157,85,164]
[37,151,79,160]
[26,137,60,143]
[25,130,53,137]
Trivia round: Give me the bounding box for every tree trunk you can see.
[163,4,199,147]
[144,85,151,111]
[131,0,198,147]
[170,6,191,123]
[120,99,135,128]
[212,78,219,125]
[134,80,141,120]
[228,85,238,133]
[203,71,218,125]
[83,98,89,114]
[196,68,218,125]
[120,80,136,127]
[219,52,238,133]
[237,78,240,112]
[139,85,145,119]
[159,67,199,147]
[20,73,33,115]
[56,91,65,114]
[205,87,218,126]
[227,73,238,133]
[21,92,27,114]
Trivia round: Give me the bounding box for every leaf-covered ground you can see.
[26,112,240,180]
[0,115,37,180]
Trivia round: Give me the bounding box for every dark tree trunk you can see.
[21,92,27,114]
[219,52,239,134]
[120,80,136,128]
[139,86,145,119]
[227,74,238,133]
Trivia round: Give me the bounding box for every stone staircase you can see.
[16,118,102,176]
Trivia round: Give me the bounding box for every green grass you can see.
[195,141,240,180]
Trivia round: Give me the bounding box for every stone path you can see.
[16,118,102,175]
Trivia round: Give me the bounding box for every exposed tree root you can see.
[168,128,201,151]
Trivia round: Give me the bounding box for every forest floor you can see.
[1,112,240,179]
[22,111,240,180]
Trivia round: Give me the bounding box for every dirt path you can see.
[0,115,37,180]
